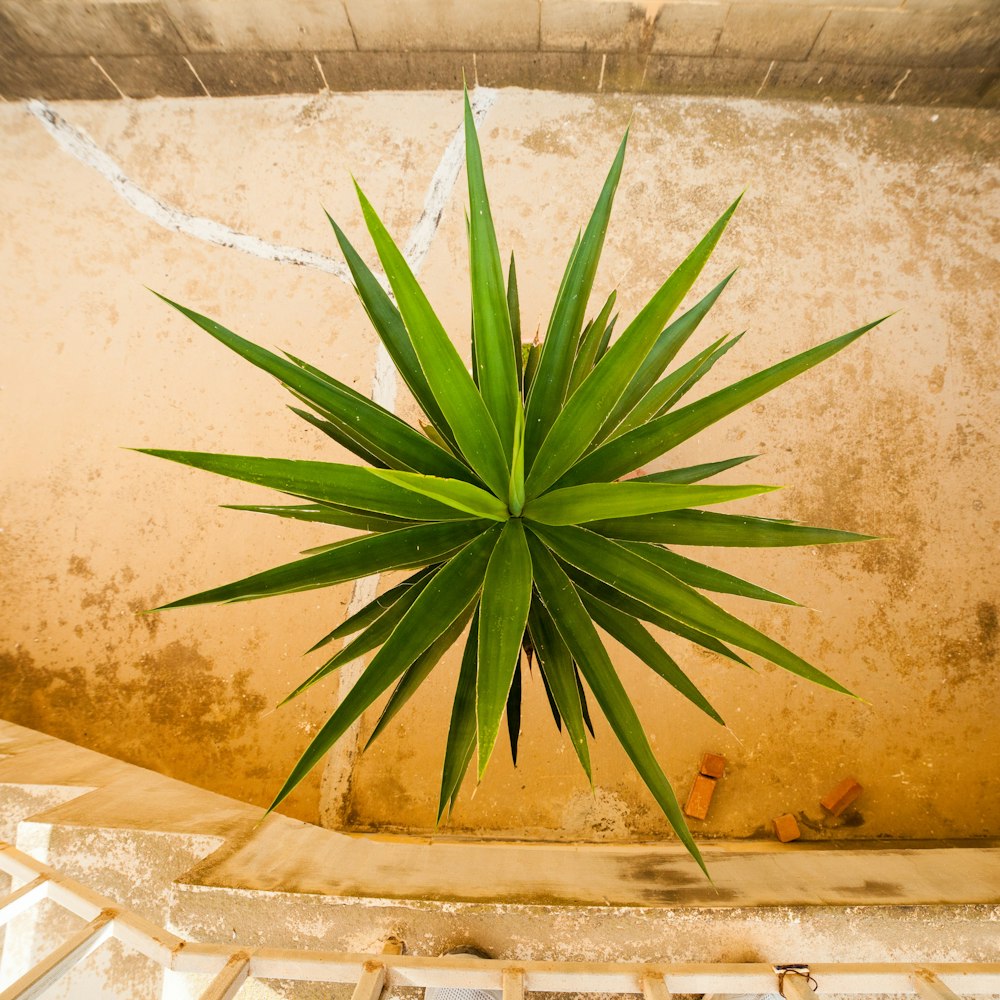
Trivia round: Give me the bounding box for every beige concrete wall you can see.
[0,0,997,105]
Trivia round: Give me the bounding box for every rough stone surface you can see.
[715,3,830,61]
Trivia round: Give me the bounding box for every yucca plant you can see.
[139,92,886,874]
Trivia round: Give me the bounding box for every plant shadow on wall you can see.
[136,91,889,876]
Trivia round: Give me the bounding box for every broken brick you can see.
[699,752,726,778]
[683,773,717,820]
[820,777,863,816]
[773,813,801,842]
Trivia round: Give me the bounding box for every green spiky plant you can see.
[139,92,886,875]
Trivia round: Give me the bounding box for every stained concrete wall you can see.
[0,0,998,106]
[0,87,997,842]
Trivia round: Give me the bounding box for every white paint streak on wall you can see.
[27,99,352,283]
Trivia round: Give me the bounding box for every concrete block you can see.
[640,53,771,95]
[97,54,205,97]
[716,4,830,61]
[317,50,473,91]
[763,55,901,101]
[162,0,357,53]
[812,8,1000,68]
[0,0,185,56]
[700,752,727,778]
[477,50,605,90]
[652,4,727,58]
[820,777,863,816]
[185,51,325,96]
[0,54,119,98]
[683,773,717,819]
[773,813,801,842]
[541,0,651,52]
[345,0,540,52]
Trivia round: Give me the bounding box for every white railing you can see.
[1,840,998,1000]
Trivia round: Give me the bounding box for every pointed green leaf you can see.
[268,525,500,812]
[624,543,798,605]
[354,184,511,497]
[527,196,741,497]
[523,342,542,397]
[287,404,390,468]
[508,404,525,516]
[595,271,736,441]
[653,332,745,417]
[526,601,591,779]
[558,317,889,487]
[327,215,458,451]
[465,89,520,455]
[438,608,480,821]
[507,254,523,390]
[532,522,854,696]
[366,598,477,749]
[523,134,628,463]
[591,508,877,547]
[151,292,471,481]
[568,290,618,396]
[135,450,472,522]
[221,502,412,533]
[526,533,705,872]
[633,456,757,485]
[567,565,749,666]
[370,468,509,521]
[476,520,533,777]
[524,481,779,526]
[155,519,486,609]
[580,591,723,724]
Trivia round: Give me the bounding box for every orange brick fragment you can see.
[773,813,801,842]
[683,773,717,820]
[699,752,726,778]
[820,777,862,816]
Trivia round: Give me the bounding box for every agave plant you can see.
[139,91,885,873]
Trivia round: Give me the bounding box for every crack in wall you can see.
[26,87,499,829]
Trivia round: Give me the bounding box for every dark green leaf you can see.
[508,253,523,390]
[581,591,724,724]
[465,89,520,457]
[438,608,481,821]
[506,659,522,766]
[568,290,618,397]
[477,520,533,777]
[287,404,389,468]
[523,134,628,463]
[370,468,509,521]
[526,533,705,872]
[532,523,854,696]
[558,317,889,487]
[633,456,757,485]
[221,502,411,533]
[155,519,487,609]
[354,184,511,497]
[524,481,779,526]
[591,508,876,547]
[268,525,501,812]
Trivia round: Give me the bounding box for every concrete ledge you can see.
[0,0,997,105]
[3,720,999,908]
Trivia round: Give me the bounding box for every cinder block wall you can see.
[0,0,996,106]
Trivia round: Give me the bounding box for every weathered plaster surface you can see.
[0,89,997,846]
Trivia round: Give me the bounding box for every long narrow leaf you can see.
[151,292,471,482]
[438,608,481,821]
[624,543,799,605]
[568,290,618,396]
[581,591,724,724]
[221,502,412,533]
[653,332,745,416]
[465,90,520,455]
[526,601,591,779]
[327,216,458,451]
[370,468,509,521]
[595,271,736,441]
[155,519,486,609]
[136,451,472,522]
[268,526,501,812]
[526,196,741,497]
[477,520,533,777]
[558,317,889,487]
[508,254,523,390]
[288,404,390,468]
[523,135,628,463]
[634,456,757,485]
[532,523,854,696]
[355,184,511,497]
[591,508,876,547]
[524,481,778,526]
[526,533,705,871]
